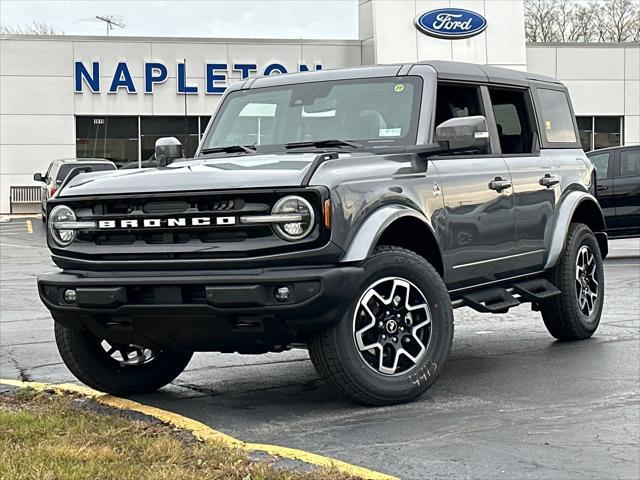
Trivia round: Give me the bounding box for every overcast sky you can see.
[0,0,359,39]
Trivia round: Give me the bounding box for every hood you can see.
[58,153,319,197]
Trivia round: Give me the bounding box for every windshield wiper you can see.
[200,145,257,155]
[285,139,363,150]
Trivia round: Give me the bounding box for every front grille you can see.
[49,189,330,267]
[74,193,271,246]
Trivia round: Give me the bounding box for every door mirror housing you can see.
[155,137,183,166]
[435,115,490,153]
[33,173,43,182]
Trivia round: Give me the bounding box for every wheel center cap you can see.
[385,319,398,334]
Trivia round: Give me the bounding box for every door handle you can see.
[488,177,512,192]
[539,173,560,187]
[596,184,609,191]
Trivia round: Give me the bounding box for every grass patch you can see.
[0,390,359,480]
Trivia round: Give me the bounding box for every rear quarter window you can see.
[537,89,577,144]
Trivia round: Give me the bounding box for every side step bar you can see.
[455,278,561,314]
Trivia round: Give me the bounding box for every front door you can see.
[433,156,517,290]
[430,82,516,290]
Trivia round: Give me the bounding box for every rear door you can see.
[613,147,640,233]
[429,83,516,290]
[589,150,616,229]
[488,86,556,272]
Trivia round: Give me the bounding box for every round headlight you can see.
[48,205,77,246]
[272,195,315,241]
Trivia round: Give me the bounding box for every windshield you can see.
[201,76,422,152]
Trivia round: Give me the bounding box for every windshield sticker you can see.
[545,120,552,130]
[394,84,405,93]
[379,128,402,137]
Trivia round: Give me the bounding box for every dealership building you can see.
[1,0,638,213]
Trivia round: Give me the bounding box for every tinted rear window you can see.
[56,163,115,181]
[537,89,577,144]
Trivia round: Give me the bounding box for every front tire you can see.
[541,223,605,341]
[309,246,453,406]
[54,322,193,395]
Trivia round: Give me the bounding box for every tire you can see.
[541,223,605,341]
[308,246,454,406]
[54,322,193,395]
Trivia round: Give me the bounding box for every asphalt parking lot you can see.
[1,216,638,480]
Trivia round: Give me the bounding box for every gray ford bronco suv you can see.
[39,61,608,405]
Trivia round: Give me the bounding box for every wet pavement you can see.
[1,217,638,479]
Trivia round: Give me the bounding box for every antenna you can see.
[95,15,125,36]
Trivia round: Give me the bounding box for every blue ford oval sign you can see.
[415,8,487,39]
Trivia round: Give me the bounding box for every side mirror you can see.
[435,115,490,153]
[33,173,43,182]
[155,137,183,166]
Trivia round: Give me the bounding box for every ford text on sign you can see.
[415,8,487,39]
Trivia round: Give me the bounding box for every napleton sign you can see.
[73,60,324,95]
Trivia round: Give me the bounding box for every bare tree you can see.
[526,0,640,42]
[568,4,596,42]
[526,0,561,41]
[601,0,639,42]
[0,21,62,35]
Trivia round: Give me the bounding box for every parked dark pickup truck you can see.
[588,146,640,238]
[39,61,607,405]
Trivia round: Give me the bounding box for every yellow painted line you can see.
[0,378,397,480]
[26,220,33,234]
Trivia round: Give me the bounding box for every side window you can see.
[488,88,538,154]
[434,83,484,155]
[537,88,577,144]
[588,152,611,179]
[620,149,640,177]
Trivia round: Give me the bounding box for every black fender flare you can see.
[544,191,607,269]
[340,205,438,263]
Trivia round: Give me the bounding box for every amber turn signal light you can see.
[323,199,331,229]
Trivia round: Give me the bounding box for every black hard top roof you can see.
[240,60,562,91]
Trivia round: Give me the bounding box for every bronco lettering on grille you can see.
[97,216,236,229]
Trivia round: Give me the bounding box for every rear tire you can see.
[541,223,604,341]
[54,322,193,395]
[308,246,453,406]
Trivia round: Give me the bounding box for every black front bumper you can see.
[38,265,363,352]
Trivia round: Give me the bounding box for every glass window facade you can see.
[140,116,199,160]
[75,116,138,167]
[594,117,622,150]
[76,116,210,166]
[576,116,623,152]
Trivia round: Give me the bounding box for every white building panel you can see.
[0,115,75,145]
[0,39,72,77]
[74,81,153,116]
[526,47,557,78]
[563,80,625,116]
[301,44,362,71]
[625,116,640,145]
[0,76,74,115]
[485,0,527,66]
[556,47,625,80]
[1,144,76,175]
[625,47,639,80]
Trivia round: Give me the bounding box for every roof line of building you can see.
[527,41,639,47]
[0,33,361,45]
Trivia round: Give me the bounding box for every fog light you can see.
[63,289,77,303]
[274,286,290,302]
